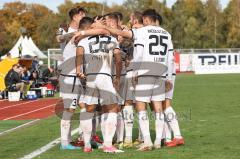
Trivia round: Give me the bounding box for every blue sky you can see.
[0,0,230,12]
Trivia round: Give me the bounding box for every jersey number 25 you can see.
[149,35,168,56]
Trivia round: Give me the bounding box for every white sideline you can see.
[0,100,39,110]
[3,103,56,120]
[20,128,79,159]
[0,119,40,136]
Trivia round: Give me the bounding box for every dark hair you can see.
[142,9,157,22]
[69,7,86,20]
[112,12,123,21]
[156,13,163,25]
[12,64,18,68]
[132,11,143,24]
[68,8,79,20]
[93,15,103,21]
[79,17,94,29]
[76,7,86,14]
[104,13,119,23]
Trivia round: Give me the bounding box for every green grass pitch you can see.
[0,74,240,159]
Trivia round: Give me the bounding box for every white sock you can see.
[61,111,73,146]
[164,120,172,142]
[101,113,106,142]
[80,112,94,148]
[103,113,117,147]
[155,112,164,144]
[78,108,86,140]
[138,111,152,145]
[123,106,134,142]
[164,106,182,139]
[116,112,124,143]
[78,118,83,141]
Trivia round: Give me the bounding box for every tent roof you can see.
[6,36,47,59]
[24,36,47,59]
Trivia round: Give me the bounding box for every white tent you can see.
[24,36,47,59]
[8,36,36,58]
[5,36,47,59]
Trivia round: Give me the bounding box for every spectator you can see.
[18,44,22,58]
[42,66,54,83]
[4,64,28,98]
[31,56,39,71]
[29,70,43,88]
[20,65,31,81]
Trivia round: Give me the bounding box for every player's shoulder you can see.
[77,36,90,47]
[144,25,170,33]
[63,41,76,53]
[153,26,172,38]
[67,27,77,33]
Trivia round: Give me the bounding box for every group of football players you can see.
[56,6,184,153]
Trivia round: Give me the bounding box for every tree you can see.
[122,0,173,29]
[35,14,60,50]
[57,0,75,24]
[201,0,223,48]
[224,0,240,47]
[171,0,204,48]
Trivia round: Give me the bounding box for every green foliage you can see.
[0,0,239,56]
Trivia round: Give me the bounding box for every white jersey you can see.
[57,27,77,51]
[60,41,78,75]
[132,25,174,80]
[78,35,119,75]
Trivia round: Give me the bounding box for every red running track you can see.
[0,98,63,120]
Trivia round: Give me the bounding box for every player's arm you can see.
[92,23,133,39]
[57,32,77,43]
[114,48,122,79]
[72,29,110,44]
[108,28,133,39]
[76,46,85,78]
[113,48,122,91]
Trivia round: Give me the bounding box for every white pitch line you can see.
[0,100,39,110]
[3,103,56,120]
[0,119,40,136]
[20,128,79,159]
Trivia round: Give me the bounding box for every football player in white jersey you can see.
[104,13,126,147]
[59,7,86,150]
[56,7,86,50]
[120,11,144,148]
[155,13,184,147]
[130,9,175,151]
[76,18,124,153]
[91,12,145,148]
[59,10,110,150]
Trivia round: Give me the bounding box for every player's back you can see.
[78,35,119,75]
[133,25,173,76]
